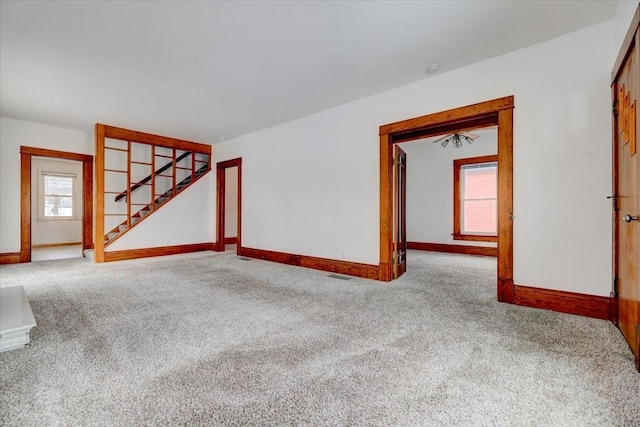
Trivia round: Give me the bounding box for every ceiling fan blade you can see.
[432,134,452,144]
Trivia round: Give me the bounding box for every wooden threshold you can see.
[103,242,216,262]
[513,285,612,321]
[407,242,497,257]
[238,247,380,280]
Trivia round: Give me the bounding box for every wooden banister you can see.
[115,151,191,201]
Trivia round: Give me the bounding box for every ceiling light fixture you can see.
[425,64,440,74]
[432,131,479,148]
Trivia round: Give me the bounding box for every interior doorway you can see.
[31,156,84,261]
[215,158,242,252]
[379,96,514,303]
[398,126,498,258]
[19,146,93,263]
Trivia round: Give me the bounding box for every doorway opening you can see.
[215,158,242,253]
[19,146,93,263]
[398,126,498,256]
[379,96,514,303]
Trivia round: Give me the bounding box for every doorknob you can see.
[623,214,638,223]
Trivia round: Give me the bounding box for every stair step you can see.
[119,224,128,232]
[139,209,150,217]
[107,232,118,240]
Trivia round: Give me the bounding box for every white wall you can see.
[213,21,614,296]
[224,166,238,238]
[31,157,83,245]
[400,130,497,247]
[0,117,93,253]
[613,1,637,53]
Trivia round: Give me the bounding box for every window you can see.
[453,155,497,242]
[40,172,76,219]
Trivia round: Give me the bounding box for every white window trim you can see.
[38,170,79,221]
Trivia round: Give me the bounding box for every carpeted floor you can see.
[0,250,638,426]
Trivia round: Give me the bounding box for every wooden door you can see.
[613,17,639,371]
[393,145,407,278]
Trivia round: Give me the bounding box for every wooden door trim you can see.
[19,146,94,263]
[379,96,514,303]
[380,97,513,136]
[215,158,242,252]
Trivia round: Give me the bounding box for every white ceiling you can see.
[0,1,617,144]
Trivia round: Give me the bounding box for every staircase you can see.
[95,124,213,263]
[104,162,209,246]
[100,141,212,249]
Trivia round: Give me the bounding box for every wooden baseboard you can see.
[104,242,216,262]
[513,285,612,320]
[407,241,497,257]
[223,237,238,245]
[238,247,380,280]
[0,252,21,265]
[32,242,82,248]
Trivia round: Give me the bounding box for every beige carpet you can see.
[31,244,83,262]
[0,250,638,426]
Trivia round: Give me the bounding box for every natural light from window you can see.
[42,173,75,218]
[461,162,497,235]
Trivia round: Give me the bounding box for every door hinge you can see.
[613,277,619,296]
[607,194,618,211]
[613,100,619,117]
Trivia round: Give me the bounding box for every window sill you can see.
[453,234,497,243]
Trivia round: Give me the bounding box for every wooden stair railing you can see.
[95,124,212,262]
[114,151,192,202]
[103,162,209,246]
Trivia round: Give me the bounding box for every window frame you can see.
[453,154,498,242]
[38,170,78,221]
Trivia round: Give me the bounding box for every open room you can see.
[1,1,639,425]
